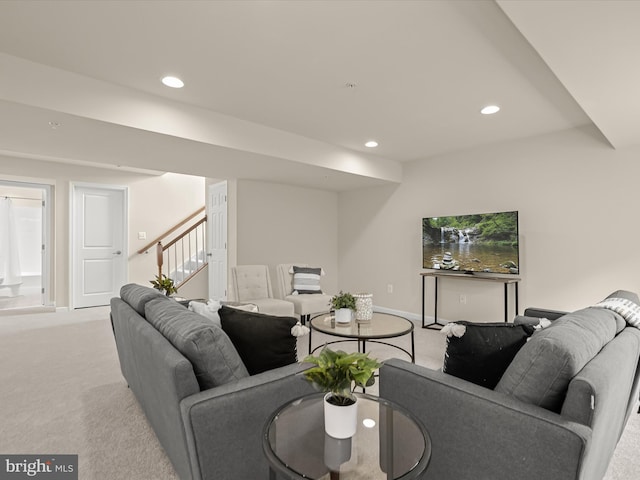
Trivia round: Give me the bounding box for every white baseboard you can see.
[0,305,56,316]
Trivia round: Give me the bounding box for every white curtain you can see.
[0,198,22,286]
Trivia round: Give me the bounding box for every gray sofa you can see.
[380,291,640,480]
[110,284,315,480]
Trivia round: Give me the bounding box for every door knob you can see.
[113,250,122,255]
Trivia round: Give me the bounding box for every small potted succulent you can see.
[303,347,380,438]
[150,274,178,296]
[330,291,356,324]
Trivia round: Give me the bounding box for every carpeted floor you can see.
[0,307,638,479]
[0,308,177,479]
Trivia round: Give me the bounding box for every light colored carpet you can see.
[0,307,638,479]
[0,307,176,479]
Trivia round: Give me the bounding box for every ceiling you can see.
[0,0,637,190]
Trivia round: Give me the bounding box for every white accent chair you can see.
[275,263,333,324]
[230,265,295,317]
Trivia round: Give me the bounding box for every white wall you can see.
[339,126,640,322]
[4,124,637,315]
[128,172,206,288]
[235,180,339,297]
[0,155,205,307]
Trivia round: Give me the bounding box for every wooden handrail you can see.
[137,207,205,254]
[162,217,207,251]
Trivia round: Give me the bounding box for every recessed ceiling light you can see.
[48,121,61,129]
[480,105,500,115]
[365,140,378,148]
[162,76,184,88]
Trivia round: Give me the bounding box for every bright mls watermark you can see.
[0,455,77,479]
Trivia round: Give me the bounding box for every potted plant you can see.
[303,347,381,438]
[150,274,178,296]
[330,291,356,324]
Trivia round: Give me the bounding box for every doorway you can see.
[71,184,128,308]
[0,180,51,311]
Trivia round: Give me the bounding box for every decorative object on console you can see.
[149,273,178,296]
[353,293,373,322]
[303,347,380,438]
[442,321,535,389]
[330,291,356,324]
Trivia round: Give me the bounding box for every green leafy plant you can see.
[150,274,178,296]
[303,347,381,406]
[329,291,356,311]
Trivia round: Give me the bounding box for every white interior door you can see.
[72,184,127,308]
[207,181,227,300]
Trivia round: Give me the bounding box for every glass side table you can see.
[263,392,431,480]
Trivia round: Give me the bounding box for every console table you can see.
[420,271,520,329]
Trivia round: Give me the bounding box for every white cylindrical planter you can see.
[354,293,373,322]
[324,393,358,439]
[334,308,352,324]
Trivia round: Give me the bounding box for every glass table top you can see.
[310,312,414,340]
[263,392,431,480]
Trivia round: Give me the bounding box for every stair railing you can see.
[138,207,207,289]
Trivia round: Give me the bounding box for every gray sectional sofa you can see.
[380,290,640,480]
[110,284,315,480]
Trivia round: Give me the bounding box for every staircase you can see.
[137,207,207,290]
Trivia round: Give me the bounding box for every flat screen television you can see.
[422,210,519,275]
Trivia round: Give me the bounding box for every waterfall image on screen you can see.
[422,211,519,274]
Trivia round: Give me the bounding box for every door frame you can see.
[69,182,128,309]
[0,178,52,308]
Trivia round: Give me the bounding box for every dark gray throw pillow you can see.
[120,283,167,316]
[219,306,298,375]
[495,307,618,412]
[443,321,535,389]
[145,298,249,390]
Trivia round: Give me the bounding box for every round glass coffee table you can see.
[308,312,415,363]
[263,392,431,480]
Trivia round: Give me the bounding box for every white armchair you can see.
[275,263,333,324]
[230,265,295,317]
